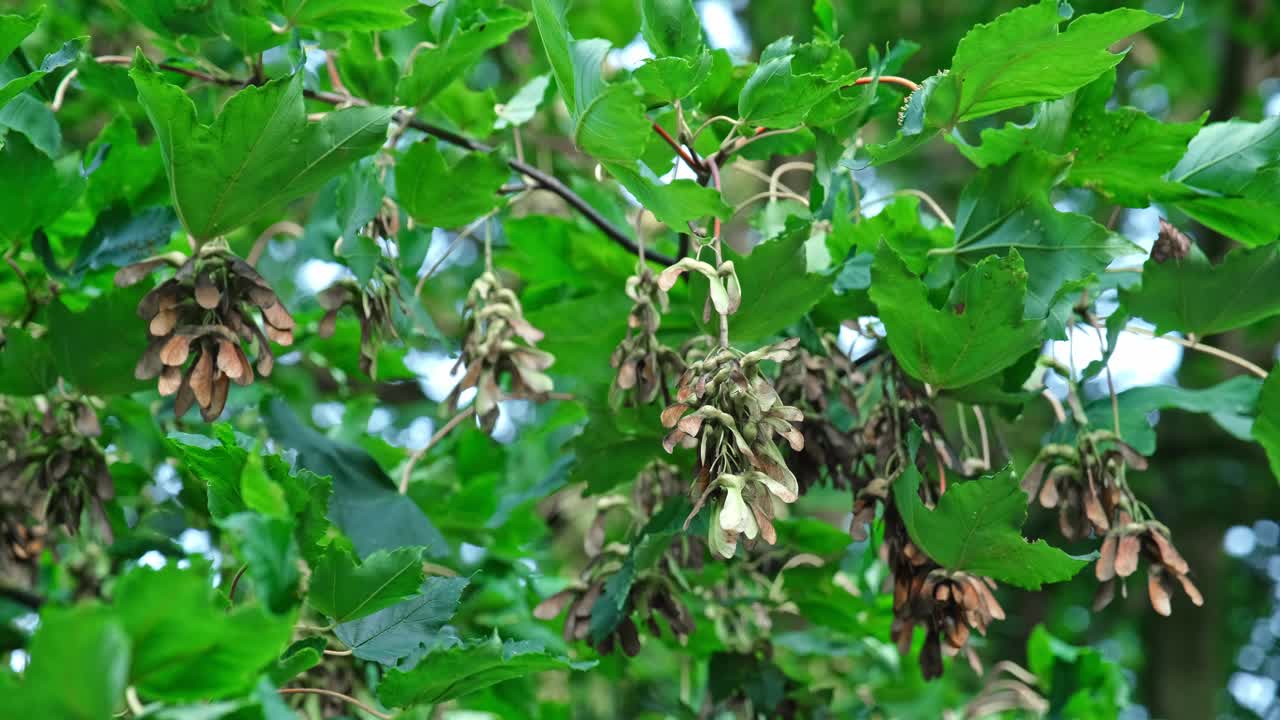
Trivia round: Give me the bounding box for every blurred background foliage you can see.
[2,0,1280,718]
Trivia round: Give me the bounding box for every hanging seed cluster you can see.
[447,271,554,432]
[535,463,696,657]
[609,264,684,406]
[660,339,804,559]
[1,396,113,585]
[1022,427,1202,615]
[774,335,869,495]
[316,275,402,379]
[886,503,1006,679]
[657,256,742,325]
[117,246,294,420]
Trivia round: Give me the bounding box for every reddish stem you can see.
[850,75,921,92]
[227,563,248,603]
[652,123,703,172]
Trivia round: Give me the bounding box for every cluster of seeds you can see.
[1,395,113,585]
[117,245,294,420]
[609,264,684,406]
[660,339,804,558]
[447,271,554,432]
[535,463,696,656]
[1023,426,1200,614]
[316,274,402,379]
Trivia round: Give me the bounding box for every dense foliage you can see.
[2,0,1279,718]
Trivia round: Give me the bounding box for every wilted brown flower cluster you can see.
[1,396,113,586]
[316,276,402,379]
[885,504,1006,680]
[774,335,869,495]
[535,463,696,656]
[609,264,684,406]
[661,340,804,558]
[1023,427,1201,615]
[117,245,294,420]
[446,270,554,432]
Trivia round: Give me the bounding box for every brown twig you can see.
[227,563,249,603]
[278,688,392,719]
[652,122,704,173]
[399,407,476,494]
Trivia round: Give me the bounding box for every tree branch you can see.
[94,55,673,266]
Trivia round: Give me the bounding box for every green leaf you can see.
[0,132,84,245]
[396,7,529,107]
[222,512,302,614]
[495,74,551,129]
[9,606,130,719]
[0,327,57,395]
[0,38,83,111]
[1084,376,1262,456]
[84,114,167,213]
[738,37,859,127]
[933,1,1169,124]
[334,576,469,665]
[308,545,427,624]
[840,195,951,274]
[573,405,666,495]
[1255,369,1280,485]
[47,285,151,396]
[634,53,712,102]
[894,452,1090,589]
[588,497,687,642]
[640,0,703,58]
[130,53,392,241]
[275,0,420,31]
[870,247,1044,389]
[531,5,649,162]
[377,634,595,707]
[55,205,179,281]
[0,10,40,63]
[268,637,326,685]
[395,138,508,229]
[0,92,62,156]
[263,399,448,559]
[604,161,729,228]
[1120,244,1280,337]
[951,151,1137,326]
[949,69,1205,207]
[1165,117,1280,247]
[114,564,294,701]
[691,222,831,343]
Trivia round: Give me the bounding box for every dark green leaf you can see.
[1165,117,1280,247]
[47,285,151,396]
[604,161,729,229]
[0,132,84,245]
[377,634,595,707]
[870,247,1043,389]
[1120,244,1280,336]
[1084,376,1262,456]
[222,512,302,614]
[396,7,529,107]
[894,451,1090,589]
[640,0,703,58]
[308,545,427,624]
[8,606,129,719]
[334,576,469,666]
[1253,369,1280,485]
[131,53,392,240]
[114,565,294,701]
[395,138,508,229]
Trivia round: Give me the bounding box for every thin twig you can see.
[858,189,954,228]
[715,126,805,164]
[733,190,810,214]
[227,563,248,603]
[1041,389,1067,424]
[416,207,504,296]
[731,163,804,200]
[707,157,729,347]
[324,648,353,656]
[652,122,703,173]
[278,688,392,720]
[1092,323,1122,435]
[690,115,737,142]
[399,407,476,494]
[849,75,921,92]
[1116,323,1268,378]
[972,406,991,472]
[247,220,304,266]
[50,68,78,111]
[769,161,814,201]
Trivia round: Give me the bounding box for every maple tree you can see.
[1,0,1279,718]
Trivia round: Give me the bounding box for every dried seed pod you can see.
[115,244,293,419]
[446,271,555,433]
[1150,218,1192,263]
[609,265,684,407]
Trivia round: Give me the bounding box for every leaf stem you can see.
[859,189,953,228]
[1114,323,1268,378]
[278,688,392,720]
[227,563,248,603]
[707,157,729,348]
[850,75,921,92]
[652,122,703,173]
